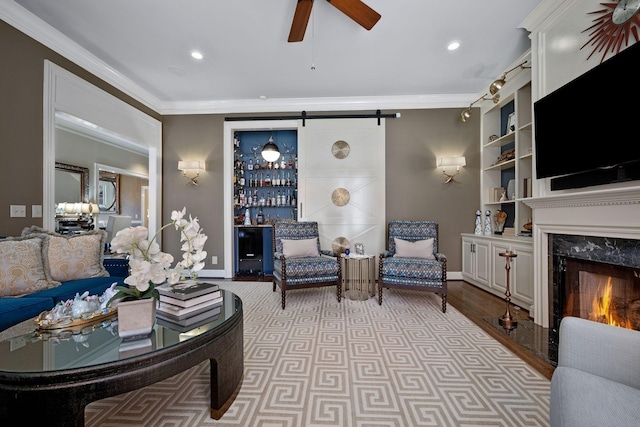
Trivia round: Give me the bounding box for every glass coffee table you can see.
[0,289,243,427]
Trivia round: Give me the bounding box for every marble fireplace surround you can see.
[526,185,640,328]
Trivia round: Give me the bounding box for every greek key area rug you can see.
[86,281,550,426]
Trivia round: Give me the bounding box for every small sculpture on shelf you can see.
[494,210,507,235]
[474,210,483,235]
[484,210,492,235]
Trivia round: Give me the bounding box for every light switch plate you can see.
[10,205,26,217]
[32,205,42,218]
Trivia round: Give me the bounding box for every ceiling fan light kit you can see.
[288,0,381,42]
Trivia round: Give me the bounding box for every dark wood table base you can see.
[0,295,243,427]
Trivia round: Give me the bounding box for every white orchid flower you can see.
[108,207,207,305]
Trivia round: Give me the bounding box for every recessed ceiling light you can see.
[447,42,460,51]
[191,51,203,60]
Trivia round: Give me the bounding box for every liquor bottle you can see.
[281,156,287,170]
[288,155,295,169]
[286,172,291,187]
[252,190,258,207]
[265,173,271,186]
[255,158,261,170]
[259,192,266,207]
[266,191,271,207]
[247,158,253,171]
[290,190,296,207]
[274,160,279,170]
[259,172,264,187]
[256,208,264,225]
[277,190,282,206]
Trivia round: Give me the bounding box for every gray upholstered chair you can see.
[272,221,341,309]
[378,220,447,312]
[550,316,640,426]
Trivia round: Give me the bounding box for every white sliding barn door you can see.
[297,118,385,262]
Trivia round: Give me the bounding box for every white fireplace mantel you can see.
[525,186,640,328]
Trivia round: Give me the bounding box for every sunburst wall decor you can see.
[581,0,640,62]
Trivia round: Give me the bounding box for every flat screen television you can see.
[534,41,640,190]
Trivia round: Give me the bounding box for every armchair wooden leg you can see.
[441,294,447,313]
[378,283,383,305]
[281,286,286,309]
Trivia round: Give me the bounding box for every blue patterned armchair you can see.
[378,221,447,312]
[272,221,342,309]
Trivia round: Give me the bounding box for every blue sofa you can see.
[0,274,125,332]
[0,229,127,332]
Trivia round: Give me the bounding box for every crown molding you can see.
[519,0,576,34]
[158,93,477,115]
[0,1,162,111]
[1,1,478,116]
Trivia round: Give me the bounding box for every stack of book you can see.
[156,281,222,329]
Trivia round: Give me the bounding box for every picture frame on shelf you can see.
[506,112,516,134]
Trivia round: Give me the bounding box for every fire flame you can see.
[591,278,616,326]
[590,277,632,329]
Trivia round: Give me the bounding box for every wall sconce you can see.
[489,60,530,95]
[437,156,466,183]
[261,135,281,162]
[177,160,204,186]
[460,93,500,122]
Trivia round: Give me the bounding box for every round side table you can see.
[340,254,376,300]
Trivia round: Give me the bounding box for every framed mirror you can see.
[98,170,120,213]
[55,162,89,203]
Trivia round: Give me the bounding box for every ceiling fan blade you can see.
[288,0,314,42]
[326,0,381,30]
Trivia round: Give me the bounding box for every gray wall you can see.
[160,111,480,272]
[0,19,480,272]
[0,19,158,236]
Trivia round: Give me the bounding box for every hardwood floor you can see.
[447,280,555,380]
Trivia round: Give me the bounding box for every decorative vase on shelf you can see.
[507,179,516,201]
[494,210,507,235]
[484,210,492,235]
[474,210,482,235]
[116,298,156,339]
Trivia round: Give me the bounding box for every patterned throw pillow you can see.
[22,227,109,282]
[394,237,435,259]
[0,237,60,297]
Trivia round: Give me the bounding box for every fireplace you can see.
[548,234,640,364]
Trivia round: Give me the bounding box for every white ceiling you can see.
[5,0,541,113]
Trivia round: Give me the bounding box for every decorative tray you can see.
[35,307,118,331]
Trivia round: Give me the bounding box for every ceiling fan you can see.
[288,0,381,42]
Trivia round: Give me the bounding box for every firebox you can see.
[549,234,640,364]
[561,258,640,328]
